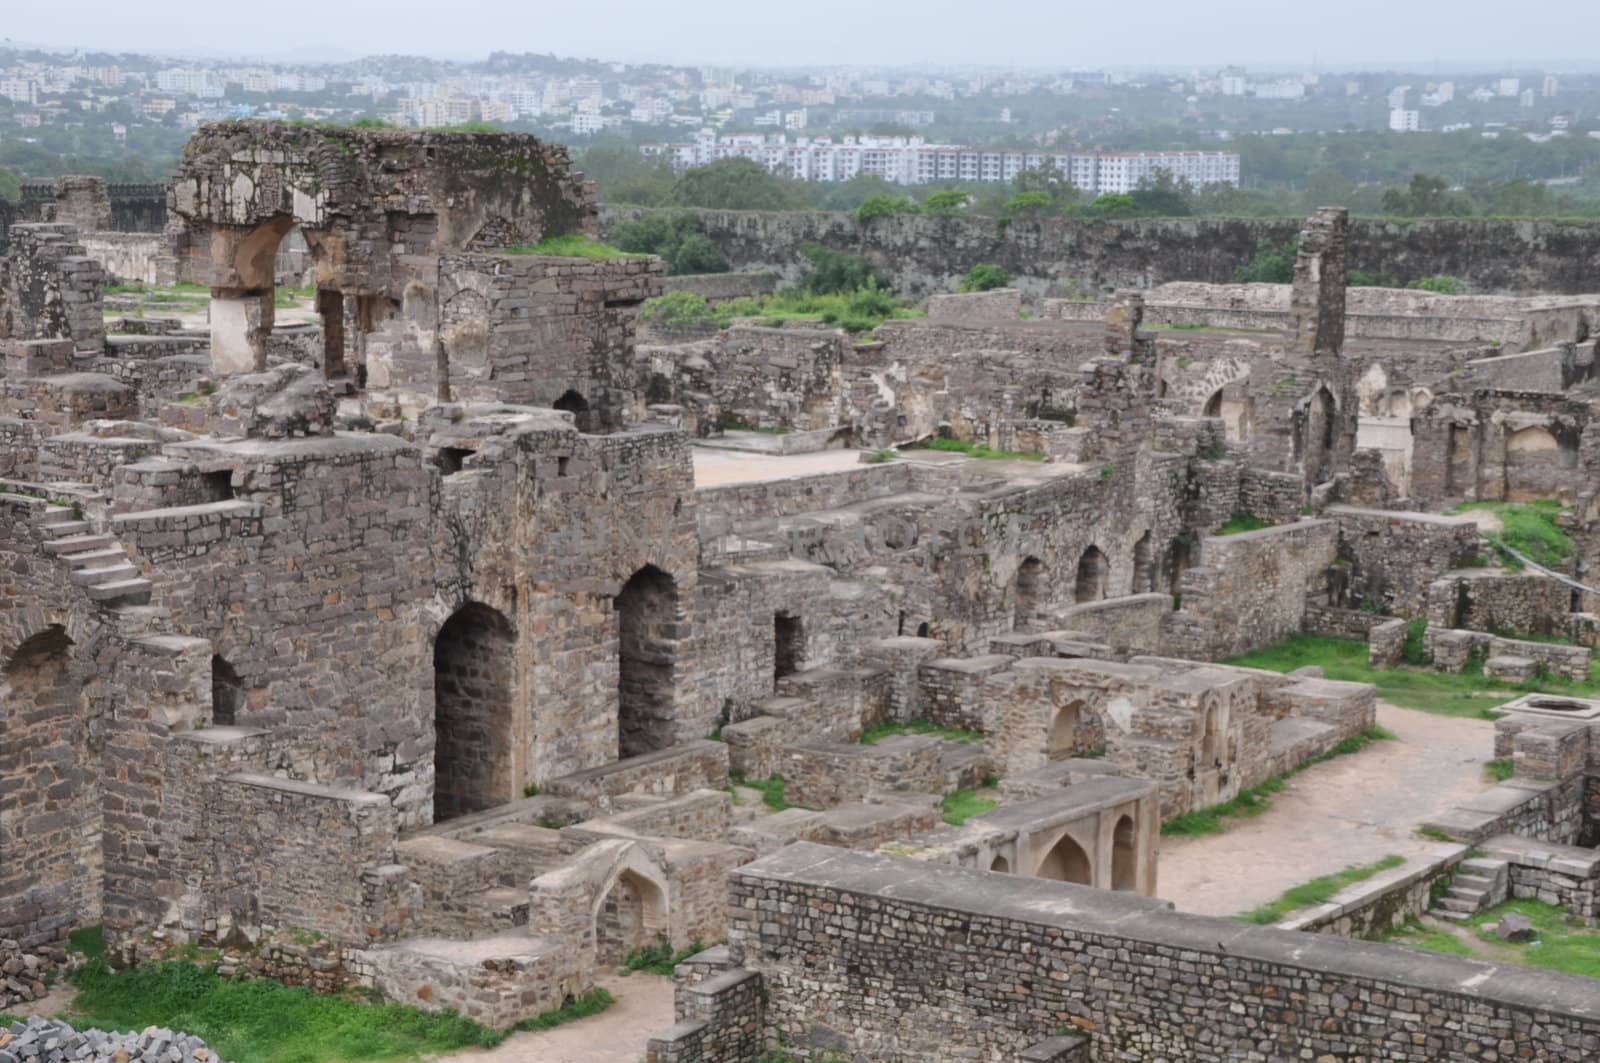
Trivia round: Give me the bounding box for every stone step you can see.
[85,578,153,605]
[71,563,138,588]
[42,533,114,556]
[1451,874,1494,891]
[39,519,91,539]
[58,546,127,570]
[1436,894,1480,913]
[1432,909,1472,923]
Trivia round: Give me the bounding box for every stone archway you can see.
[1048,701,1081,760]
[1131,531,1155,594]
[989,854,1011,874]
[1298,386,1337,484]
[211,655,244,726]
[615,566,681,758]
[1111,814,1137,891]
[1036,832,1092,885]
[595,868,669,965]
[1074,545,1108,603]
[1014,556,1047,629]
[433,602,515,822]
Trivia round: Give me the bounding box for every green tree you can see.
[1382,173,1468,217]
[1003,189,1056,218]
[1234,238,1298,284]
[1082,193,1140,219]
[666,158,802,212]
[856,195,920,220]
[924,190,969,215]
[1304,166,1354,210]
[1010,160,1081,212]
[608,212,729,276]
[800,243,885,295]
[581,140,678,206]
[0,165,19,204]
[1129,171,1193,217]
[959,264,1011,292]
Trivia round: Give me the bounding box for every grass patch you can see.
[1162,725,1396,836]
[500,233,643,259]
[621,941,706,977]
[67,959,505,1062]
[1237,854,1406,924]
[1225,633,1546,718]
[1483,757,1516,782]
[942,786,998,826]
[864,448,897,464]
[68,924,105,960]
[860,718,984,746]
[913,438,1046,462]
[1389,900,1600,979]
[1448,499,1572,569]
[1212,510,1274,536]
[512,988,615,1032]
[729,772,791,811]
[713,287,923,333]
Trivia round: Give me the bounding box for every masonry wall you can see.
[728,844,1600,1062]
[602,208,1600,297]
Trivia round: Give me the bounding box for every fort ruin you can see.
[2,123,1599,1060]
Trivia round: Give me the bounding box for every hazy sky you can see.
[7,0,1598,69]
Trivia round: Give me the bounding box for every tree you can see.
[1381,173,1468,217]
[1304,167,1354,210]
[608,212,729,276]
[580,139,677,206]
[1010,160,1081,212]
[1234,238,1298,284]
[856,195,920,220]
[959,264,1010,292]
[1082,193,1140,219]
[665,233,729,276]
[800,244,885,295]
[0,166,19,205]
[666,158,802,212]
[1129,171,1193,217]
[924,190,969,215]
[1003,190,1056,218]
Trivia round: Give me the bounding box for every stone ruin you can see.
[0,121,1598,1060]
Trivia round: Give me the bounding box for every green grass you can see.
[1162,725,1396,836]
[913,438,1046,462]
[860,718,984,746]
[621,941,706,977]
[864,449,897,464]
[1237,854,1406,924]
[66,959,506,1062]
[1448,499,1572,570]
[730,772,791,811]
[1484,757,1516,783]
[512,988,615,1032]
[712,288,923,333]
[68,925,106,960]
[1389,900,1600,979]
[941,786,998,826]
[500,233,643,259]
[1212,510,1274,536]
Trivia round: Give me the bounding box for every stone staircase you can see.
[1430,857,1508,922]
[36,504,152,607]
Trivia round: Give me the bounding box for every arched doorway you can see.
[1298,386,1337,484]
[1074,545,1108,603]
[1111,815,1137,891]
[595,868,669,965]
[211,655,243,726]
[1036,833,1092,885]
[1200,704,1223,770]
[554,389,593,432]
[989,854,1011,874]
[433,603,515,822]
[1014,557,1047,629]
[1048,702,1081,760]
[1131,531,1155,594]
[1201,389,1223,419]
[774,612,803,680]
[616,566,680,758]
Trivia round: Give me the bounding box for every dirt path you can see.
[1157,702,1495,917]
[456,972,673,1063]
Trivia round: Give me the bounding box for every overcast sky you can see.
[7,1,1597,69]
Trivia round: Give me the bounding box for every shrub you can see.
[924,190,968,215]
[638,291,717,331]
[856,194,920,220]
[959,264,1011,292]
[799,243,885,295]
[1235,238,1297,284]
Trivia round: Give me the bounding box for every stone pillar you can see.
[44,176,113,233]
[317,288,346,379]
[209,288,274,374]
[1291,207,1349,360]
[1103,291,1146,358]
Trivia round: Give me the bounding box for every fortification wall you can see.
[603,207,1600,297]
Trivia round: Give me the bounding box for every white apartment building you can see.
[645,133,1240,193]
[1389,108,1421,132]
[154,68,224,99]
[0,78,38,105]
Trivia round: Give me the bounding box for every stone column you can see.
[209,288,274,374]
[1291,207,1349,361]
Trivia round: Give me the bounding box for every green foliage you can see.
[855,194,921,220]
[666,158,802,212]
[1407,275,1466,295]
[941,787,998,826]
[1212,511,1272,536]
[923,190,969,215]
[608,212,730,275]
[638,291,717,332]
[1128,171,1194,217]
[347,117,390,129]
[68,925,106,960]
[730,772,791,811]
[860,718,984,746]
[1002,189,1056,218]
[1099,464,1113,482]
[1388,899,1600,979]
[1403,619,1431,666]
[864,448,898,464]
[0,166,19,205]
[1448,499,1572,569]
[622,940,707,977]
[500,233,641,259]
[522,783,541,798]
[958,263,1010,293]
[512,988,615,1032]
[1381,173,1470,217]
[67,959,504,1062]
[1237,855,1406,924]
[799,243,885,295]
[1483,758,1515,783]
[1234,238,1298,283]
[916,438,1045,462]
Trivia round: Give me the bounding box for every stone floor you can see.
[691,446,868,489]
[1158,702,1496,917]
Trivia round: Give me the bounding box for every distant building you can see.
[1389,108,1420,132]
[641,132,1240,193]
[1543,75,1559,98]
[1497,77,1520,97]
[0,78,38,105]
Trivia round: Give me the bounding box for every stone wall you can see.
[726,843,1600,1062]
[1278,845,1468,938]
[660,271,777,304]
[1425,570,1573,639]
[602,207,1600,297]
[2,223,106,353]
[80,232,178,287]
[1328,506,1485,617]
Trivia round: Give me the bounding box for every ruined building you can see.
[2,123,1599,1059]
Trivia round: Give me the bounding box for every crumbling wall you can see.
[1,224,106,353]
